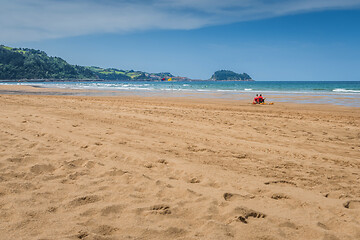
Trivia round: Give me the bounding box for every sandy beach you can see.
[0,85,359,240]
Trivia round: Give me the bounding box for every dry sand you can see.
[0,86,359,239]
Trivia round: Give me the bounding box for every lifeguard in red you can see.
[258,94,264,103]
[253,94,259,104]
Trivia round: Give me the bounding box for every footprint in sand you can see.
[68,171,87,180]
[158,159,168,164]
[189,177,201,184]
[233,207,266,224]
[264,180,296,186]
[7,156,24,164]
[68,195,100,207]
[324,192,351,199]
[76,231,89,239]
[279,221,298,230]
[317,222,330,230]
[0,191,6,197]
[84,161,96,169]
[271,193,290,200]
[101,204,124,216]
[343,200,360,209]
[103,168,128,177]
[144,163,154,168]
[47,206,57,213]
[149,204,172,215]
[223,192,255,201]
[95,225,118,236]
[164,227,187,237]
[224,193,234,201]
[63,159,86,169]
[30,164,55,175]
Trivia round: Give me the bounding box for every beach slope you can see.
[0,86,359,239]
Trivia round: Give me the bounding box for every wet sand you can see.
[1,84,359,107]
[0,85,359,239]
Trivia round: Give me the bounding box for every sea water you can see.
[2,81,360,107]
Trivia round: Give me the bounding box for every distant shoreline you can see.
[0,84,359,107]
[0,79,254,82]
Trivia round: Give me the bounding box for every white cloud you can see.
[1,0,360,42]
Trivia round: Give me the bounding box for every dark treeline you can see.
[0,46,179,81]
[0,46,96,80]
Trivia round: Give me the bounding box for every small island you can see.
[210,70,253,81]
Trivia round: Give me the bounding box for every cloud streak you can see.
[1,0,360,42]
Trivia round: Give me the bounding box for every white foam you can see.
[332,88,360,93]
[216,89,238,92]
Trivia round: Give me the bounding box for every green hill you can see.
[0,45,96,80]
[86,67,175,81]
[210,70,252,81]
[0,45,184,81]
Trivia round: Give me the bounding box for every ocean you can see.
[2,80,360,107]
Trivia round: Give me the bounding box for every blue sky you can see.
[1,0,360,80]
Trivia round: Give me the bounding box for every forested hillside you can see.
[0,46,96,80]
[0,46,183,81]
